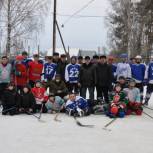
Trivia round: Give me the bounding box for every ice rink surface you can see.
[0,102,153,153]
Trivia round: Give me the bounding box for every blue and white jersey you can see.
[65,64,80,83]
[130,63,146,83]
[116,62,131,79]
[147,62,153,84]
[66,96,88,110]
[42,63,57,81]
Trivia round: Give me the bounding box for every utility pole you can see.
[52,0,57,54]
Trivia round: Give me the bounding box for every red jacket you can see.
[31,87,48,102]
[14,62,28,86]
[28,61,43,82]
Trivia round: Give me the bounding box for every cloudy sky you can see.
[37,0,110,52]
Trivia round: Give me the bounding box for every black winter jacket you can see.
[79,63,96,87]
[95,63,113,87]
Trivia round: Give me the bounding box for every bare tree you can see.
[0,0,49,55]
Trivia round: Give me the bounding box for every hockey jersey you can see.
[130,63,146,83]
[28,61,43,82]
[116,62,131,79]
[65,64,80,83]
[66,96,88,110]
[31,87,48,104]
[13,61,28,86]
[147,62,153,84]
[42,62,57,81]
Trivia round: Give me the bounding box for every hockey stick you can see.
[103,118,117,131]
[73,116,94,128]
[0,106,16,114]
[143,105,153,111]
[143,111,153,120]
[26,111,46,123]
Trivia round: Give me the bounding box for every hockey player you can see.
[42,56,57,82]
[116,57,131,80]
[13,55,28,92]
[106,84,128,118]
[124,79,143,115]
[28,54,43,87]
[45,94,65,113]
[130,55,146,92]
[65,92,89,116]
[0,56,12,103]
[31,81,48,113]
[65,56,80,93]
[18,86,36,114]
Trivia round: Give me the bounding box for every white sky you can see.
[37,0,110,52]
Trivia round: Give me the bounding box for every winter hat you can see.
[71,56,77,60]
[85,56,90,60]
[118,76,125,80]
[78,56,83,60]
[16,55,24,61]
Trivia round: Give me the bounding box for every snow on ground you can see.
[0,105,153,153]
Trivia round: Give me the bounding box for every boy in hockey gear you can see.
[2,83,19,115]
[18,86,36,114]
[65,56,80,93]
[46,74,68,98]
[124,80,143,115]
[13,55,28,92]
[79,56,96,103]
[0,56,12,103]
[31,81,48,113]
[106,84,128,118]
[45,94,65,113]
[95,55,113,103]
[42,56,57,82]
[65,93,89,117]
[130,55,146,92]
[116,58,131,80]
[28,54,43,87]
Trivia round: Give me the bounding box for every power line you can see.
[62,0,96,26]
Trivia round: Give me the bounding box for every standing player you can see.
[28,54,43,87]
[65,56,80,93]
[42,56,57,82]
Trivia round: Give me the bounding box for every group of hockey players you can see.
[0,51,152,118]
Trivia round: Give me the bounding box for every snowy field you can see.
[0,102,153,153]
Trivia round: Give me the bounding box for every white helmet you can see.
[135,55,142,59]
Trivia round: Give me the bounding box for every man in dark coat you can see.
[79,56,96,103]
[95,55,113,103]
[56,54,69,82]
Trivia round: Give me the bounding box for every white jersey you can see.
[116,62,131,79]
